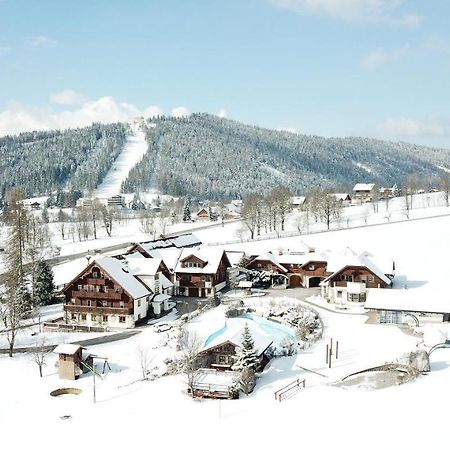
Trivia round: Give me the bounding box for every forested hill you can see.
[2,114,450,201]
[0,122,128,199]
[122,114,450,199]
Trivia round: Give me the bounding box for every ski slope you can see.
[94,122,148,198]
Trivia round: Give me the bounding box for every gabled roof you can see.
[53,344,83,355]
[201,318,273,356]
[321,248,391,286]
[147,248,183,272]
[353,183,375,191]
[175,248,230,274]
[251,253,288,273]
[330,193,351,201]
[94,257,152,299]
[128,233,202,255]
[291,196,306,205]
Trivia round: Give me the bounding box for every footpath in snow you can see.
[95,122,148,198]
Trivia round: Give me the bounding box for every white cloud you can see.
[0,95,168,136]
[217,108,228,118]
[378,117,448,138]
[0,46,11,56]
[28,36,58,47]
[49,89,90,106]
[271,0,422,25]
[142,105,164,118]
[361,45,409,69]
[171,106,191,118]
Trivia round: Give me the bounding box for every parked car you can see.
[153,323,172,333]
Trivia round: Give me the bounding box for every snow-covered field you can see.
[1,210,450,449]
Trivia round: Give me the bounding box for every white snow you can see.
[94,123,148,198]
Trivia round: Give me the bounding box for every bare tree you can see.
[89,198,103,239]
[137,345,153,380]
[158,207,171,237]
[139,211,157,239]
[33,337,50,377]
[1,189,30,357]
[242,194,260,240]
[56,209,70,239]
[271,186,291,232]
[177,331,202,396]
[314,191,342,230]
[100,205,116,237]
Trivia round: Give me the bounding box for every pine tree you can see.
[33,260,55,306]
[183,201,191,222]
[232,323,259,372]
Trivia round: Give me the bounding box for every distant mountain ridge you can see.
[122,113,450,199]
[1,114,449,200]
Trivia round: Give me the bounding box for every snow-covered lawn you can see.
[2,208,450,449]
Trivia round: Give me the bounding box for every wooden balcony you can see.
[72,290,122,300]
[65,304,133,316]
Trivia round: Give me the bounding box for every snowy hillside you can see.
[95,122,148,197]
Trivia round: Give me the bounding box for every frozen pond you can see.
[336,369,413,391]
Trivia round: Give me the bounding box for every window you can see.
[119,316,126,323]
[102,300,107,307]
[182,274,192,282]
[77,284,83,290]
[342,275,354,282]
[81,314,87,320]
[92,314,97,321]
[104,286,108,293]
[92,271,98,278]
[102,315,108,323]
[89,285,95,292]
[201,276,205,281]
[138,299,141,307]
[115,288,120,293]
[347,293,366,303]
[257,263,262,268]
[368,275,374,282]
[218,355,227,364]
[120,301,124,308]
[71,313,77,320]
[360,275,367,282]
[71,298,76,304]
[308,265,315,271]
[96,285,101,292]
[87,300,92,307]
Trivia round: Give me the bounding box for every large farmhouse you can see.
[246,245,394,303]
[61,254,174,329]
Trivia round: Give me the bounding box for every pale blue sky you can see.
[1,0,449,147]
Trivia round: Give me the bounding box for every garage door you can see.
[289,275,302,287]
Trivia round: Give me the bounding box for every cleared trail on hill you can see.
[95,123,148,197]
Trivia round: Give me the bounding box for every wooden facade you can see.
[63,262,137,328]
[176,252,231,298]
[325,266,390,289]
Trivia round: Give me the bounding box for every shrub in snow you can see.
[408,350,430,373]
[278,338,297,357]
[225,306,245,318]
[239,367,256,395]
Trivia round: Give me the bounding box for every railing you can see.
[274,378,306,402]
[72,290,122,299]
[65,304,133,315]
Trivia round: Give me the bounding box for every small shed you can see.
[53,344,94,380]
[237,280,253,295]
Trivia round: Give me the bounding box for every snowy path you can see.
[95,123,148,197]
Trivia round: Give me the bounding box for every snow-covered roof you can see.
[330,193,351,201]
[252,253,288,272]
[147,248,183,271]
[175,248,228,274]
[238,281,253,288]
[193,369,238,389]
[359,250,395,277]
[321,247,391,285]
[291,196,306,205]
[365,289,450,314]
[53,344,82,355]
[225,251,245,267]
[201,318,273,355]
[126,256,164,276]
[353,183,375,192]
[272,252,311,265]
[131,233,202,254]
[95,257,152,299]
[152,293,171,303]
